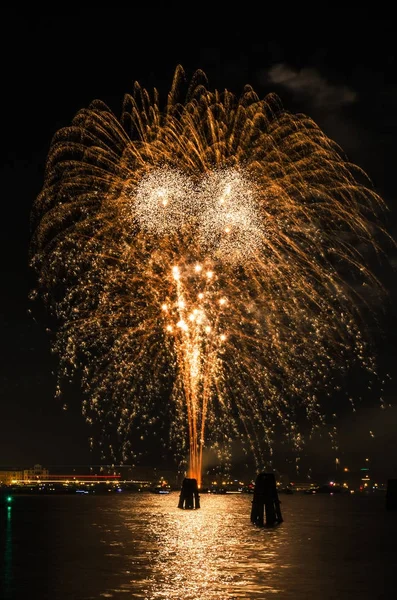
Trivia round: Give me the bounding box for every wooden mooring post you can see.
[250,472,283,527]
[178,477,200,509]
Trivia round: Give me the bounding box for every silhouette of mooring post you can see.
[386,479,397,510]
[250,472,283,526]
[178,477,200,509]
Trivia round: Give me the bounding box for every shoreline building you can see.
[0,464,49,485]
[0,469,23,485]
[23,464,49,482]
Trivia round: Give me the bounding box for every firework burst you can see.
[31,66,388,486]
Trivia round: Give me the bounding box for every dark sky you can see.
[1,9,396,480]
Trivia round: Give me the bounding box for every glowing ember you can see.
[31,66,388,487]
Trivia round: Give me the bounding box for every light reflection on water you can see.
[90,493,397,600]
[3,492,397,599]
[113,494,287,599]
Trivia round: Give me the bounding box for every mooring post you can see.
[386,479,397,510]
[178,477,200,509]
[250,472,283,527]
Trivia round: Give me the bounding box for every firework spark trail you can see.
[31,66,389,486]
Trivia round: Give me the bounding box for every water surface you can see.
[1,492,395,599]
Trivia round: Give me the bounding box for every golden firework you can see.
[31,66,388,486]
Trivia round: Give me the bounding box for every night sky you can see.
[1,9,396,479]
